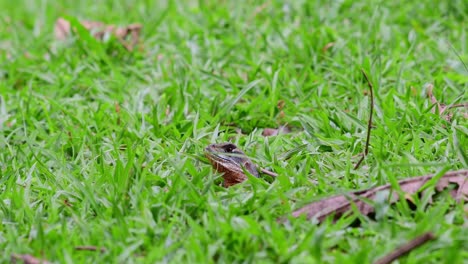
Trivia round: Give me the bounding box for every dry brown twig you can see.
[75,246,107,253]
[354,69,374,170]
[374,232,436,264]
[260,168,279,177]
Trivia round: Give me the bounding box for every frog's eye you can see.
[222,143,237,153]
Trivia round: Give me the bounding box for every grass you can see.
[0,0,467,263]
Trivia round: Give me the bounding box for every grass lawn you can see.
[1,0,467,263]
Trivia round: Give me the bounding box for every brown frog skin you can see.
[205,143,259,187]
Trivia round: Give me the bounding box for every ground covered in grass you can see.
[1,0,467,263]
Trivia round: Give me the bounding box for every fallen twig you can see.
[354,69,374,170]
[448,103,468,109]
[374,232,436,264]
[75,246,107,253]
[260,168,278,177]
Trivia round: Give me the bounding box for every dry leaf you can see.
[322,42,335,53]
[426,84,450,121]
[291,170,467,222]
[54,18,71,40]
[251,1,270,19]
[11,254,51,264]
[262,126,291,137]
[54,17,142,51]
[426,84,468,121]
[277,100,285,110]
